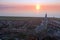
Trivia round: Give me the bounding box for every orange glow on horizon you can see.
[0,4,60,13]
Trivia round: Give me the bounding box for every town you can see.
[0,14,60,40]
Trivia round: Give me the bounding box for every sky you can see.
[0,0,60,17]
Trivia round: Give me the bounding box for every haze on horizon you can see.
[0,0,60,18]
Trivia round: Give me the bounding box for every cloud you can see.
[0,4,14,10]
[0,4,60,13]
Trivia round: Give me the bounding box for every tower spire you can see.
[45,13,47,21]
[45,13,47,19]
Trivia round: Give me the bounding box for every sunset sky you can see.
[0,0,60,17]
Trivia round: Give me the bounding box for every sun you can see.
[36,4,40,10]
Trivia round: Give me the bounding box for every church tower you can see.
[44,13,48,29]
[45,13,47,21]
